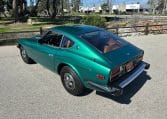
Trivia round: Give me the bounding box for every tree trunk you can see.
[51,0,58,18]
[75,0,80,12]
[61,0,64,16]
[19,0,24,17]
[46,0,51,17]
[34,0,40,10]
[72,0,80,12]
[31,0,40,16]
[13,0,18,22]
[66,0,70,13]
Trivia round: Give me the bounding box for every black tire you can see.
[60,66,85,96]
[20,46,36,64]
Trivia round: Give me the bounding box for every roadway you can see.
[0,34,167,119]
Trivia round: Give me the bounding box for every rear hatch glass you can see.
[81,30,127,53]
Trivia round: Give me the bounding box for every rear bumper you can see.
[87,61,150,96]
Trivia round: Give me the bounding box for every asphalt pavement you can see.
[0,34,167,119]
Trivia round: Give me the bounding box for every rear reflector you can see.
[96,74,105,80]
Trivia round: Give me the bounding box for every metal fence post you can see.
[145,23,149,35]
[116,25,119,35]
[40,27,43,35]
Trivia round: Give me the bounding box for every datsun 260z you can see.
[17,25,150,96]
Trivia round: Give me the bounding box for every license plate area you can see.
[126,62,134,72]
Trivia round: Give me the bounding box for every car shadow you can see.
[79,88,94,96]
[96,71,151,104]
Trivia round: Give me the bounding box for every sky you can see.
[27,0,149,7]
[82,0,148,7]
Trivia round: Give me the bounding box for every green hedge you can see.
[82,15,106,28]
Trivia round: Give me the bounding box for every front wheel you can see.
[20,46,35,64]
[60,66,85,96]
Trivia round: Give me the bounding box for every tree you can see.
[28,0,37,16]
[107,0,112,13]
[72,0,80,12]
[51,0,61,18]
[37,0,62,18]
[148,0,166,14]
[12,0,18,21]
[12,0,27,21]
[0,0,5,17]
[101,3,108,11]
[63,0,70,12]
[148,0,158,14]
[156,0,166,14]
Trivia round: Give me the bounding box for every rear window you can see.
[81,30,126,53]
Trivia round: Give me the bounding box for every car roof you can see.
[50,25,104,36]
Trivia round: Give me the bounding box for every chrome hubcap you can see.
[64,73,75,90]
[21,49,26,58]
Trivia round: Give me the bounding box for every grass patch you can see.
[0,28,8,32]
[0,17,79,33]
[0,22,54,33]
[0,22,77,33]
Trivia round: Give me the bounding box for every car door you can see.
[57,35,75,63]
[35,31,63,71]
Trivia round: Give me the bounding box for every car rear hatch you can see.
[103,44,142,68]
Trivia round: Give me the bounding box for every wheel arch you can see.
[57,63,84,84]
[57,63,68,75]
[17,43,22,49]
[57,63,80,76]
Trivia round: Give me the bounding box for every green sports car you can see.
[17,25,150,96]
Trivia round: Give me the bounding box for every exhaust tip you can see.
[145,63,150,70]
[111,87,123,96]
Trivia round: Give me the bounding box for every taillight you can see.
[138,51,144,62]
[138,56,143,61]
[135,55,143,65]
[111,66,123,80]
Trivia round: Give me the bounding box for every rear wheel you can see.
[60,66,85,96]
[20,46,35,64]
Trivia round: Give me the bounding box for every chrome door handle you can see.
[48,54,53,57]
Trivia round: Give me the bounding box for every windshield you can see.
[81,30,126,53]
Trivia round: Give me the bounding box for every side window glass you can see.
[61,36,74,48]
[42,31,63,47]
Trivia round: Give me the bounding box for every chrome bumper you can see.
[119,62,146,88]
[87,62,150,96]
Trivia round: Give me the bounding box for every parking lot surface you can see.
[0,34,167,119]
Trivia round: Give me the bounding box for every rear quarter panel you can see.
[54,34,111,87]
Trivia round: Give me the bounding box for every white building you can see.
[112,5,119,11]
[126,4,140,10]
[79,6,96,13]
[112,3,147,14]
[79,3,147,14]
